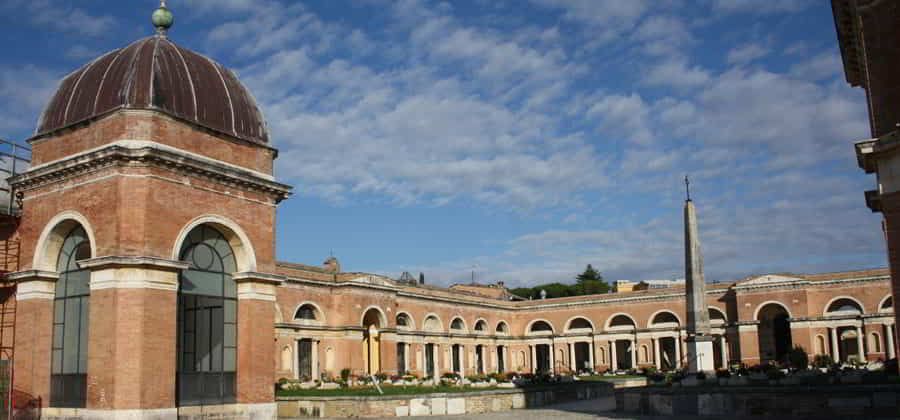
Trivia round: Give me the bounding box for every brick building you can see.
[0,3,894,419]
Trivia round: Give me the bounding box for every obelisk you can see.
[684,176,715,373]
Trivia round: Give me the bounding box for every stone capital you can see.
[234,273,281,301]
[76,256,188,291]
[8,270,59,300]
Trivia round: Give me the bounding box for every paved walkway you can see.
[319,398,690,420]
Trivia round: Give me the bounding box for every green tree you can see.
[575,265,609,295]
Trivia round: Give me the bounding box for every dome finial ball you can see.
[152,1,174,35]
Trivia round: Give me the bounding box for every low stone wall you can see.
[617,384,900,418]
[277,382,613,418]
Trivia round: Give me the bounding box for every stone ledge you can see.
[77,255,190,271]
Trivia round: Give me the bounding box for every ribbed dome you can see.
[36,36,268,144]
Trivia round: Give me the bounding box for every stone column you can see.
[630,339,637,368]
[856,326,866,361]
[887,325,897,359]
[10,270,58,408]
[568,342,575,372]
[610,341,618,371]
[653,338,661,369]
[674,336,682,368]
[417,344,425,376]
[311,340,320,380]
[530,345,537,373]
[234,272,281,414]
[831,327,840,362]
[588,340,595,371]
[79,257,185,414]
[720,336,729,368]
[548,342,555,374]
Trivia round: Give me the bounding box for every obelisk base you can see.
[685,335,715,374]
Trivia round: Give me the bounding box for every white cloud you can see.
[0,66,58,135]
[726,43,770,65]
[789,52,844,81]
[708,0,812,15]
[644,59,712,88]
[2,0,117,37]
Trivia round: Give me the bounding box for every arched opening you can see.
[757,303,792,363]
[396,312,412,329]
[573,342,591,372]
[650,311,680,328]
[294,304,319,321]
[423,315,442,332]
[709,308,727,325]
[177,224,238,405]
[495,321,509,335]
[826,298,864,316]
[881,296,894,312]
[528,320,554,334]
[658,337,679,371]
[50,225,91,408]
[608,314,636,330]
[450,317,466,332]
[567,317,593,332]
[362,308,383,374]
[474,319,487,332]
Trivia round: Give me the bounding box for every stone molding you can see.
[78,255,189,271]
[11,140,292,202]
[7,269,59,282]
[236,281,278,302]
[233,271,285,285]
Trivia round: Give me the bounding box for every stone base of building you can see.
[686,336,716,374]
[39,403,276,420]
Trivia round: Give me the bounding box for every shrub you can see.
[642,366,658,376]
[466,374,487,383]
[340,368,351,382]
[812,354,832,369]
[374,372,388,381]
[715,368,731,378]
[695,371,707,380]
[488,372,506,382]
[788,346,809,371]
[504,372,519,382]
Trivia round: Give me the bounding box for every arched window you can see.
[568,317,593,331]
[496,321,509,335]
[474,319,487,332]
[826,298,863,315]
[650,312,679,328]
[177,225,237,405]
[881,296,893,312]
[709,308,727,324]
[450,317,465,331]
[424,315,441,332]
[529,320,553,333]
[608,314,636,329]
[51,226,91,408]
[396,313,411,328]
[294,304,318,320]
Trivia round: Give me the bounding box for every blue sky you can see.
[0,0,885,287]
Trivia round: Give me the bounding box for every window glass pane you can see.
[54,301,65,323]
[223,276,236,298]
[224,323,235,347]
[52,349,62,374]
[62,299,81,374]
[211,307,223,371]
[74,242,91,262]
[55,277,66,297]
[66,270,90,296]
[224,347,236,372]
[224,300,236,323]
[79,298,89,373]
[221,254,236,274]
[181,270,223,296]
[53,324,64,348]
[196,308,210,372]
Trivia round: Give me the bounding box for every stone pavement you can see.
[316,398,688,420]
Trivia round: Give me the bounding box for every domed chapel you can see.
[1,3,895,419]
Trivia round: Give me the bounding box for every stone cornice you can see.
[7,270,59,282]
[233,271,285,285]
[77,256,189,271]
[11,140,292,202]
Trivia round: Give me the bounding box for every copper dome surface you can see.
[36,36,269,144]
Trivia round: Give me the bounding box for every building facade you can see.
[0,5,895,419]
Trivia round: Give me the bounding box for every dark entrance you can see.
[298,339,313,380]
[452,344,462,373]
[425,343,435,378]
[535,344,551,374]
[574,342,590,372]
[475,345,484,374]
[496,346,505,373]
[757,303,792,363]
[397,343,406,375]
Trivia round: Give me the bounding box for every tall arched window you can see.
[51,226,91,408]
[177,225,237,405]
